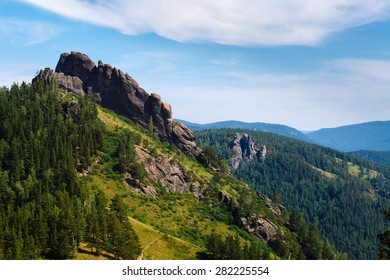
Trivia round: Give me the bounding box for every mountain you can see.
[306,121,390,152]
[195,128,390,259]
[176,119,310,142]
[0,52,342,260]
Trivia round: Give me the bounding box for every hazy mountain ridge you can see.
[177,119,390,153]
[175,119,310,142]
[306,121,390,152]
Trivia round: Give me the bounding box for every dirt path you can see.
[137,236,162,260]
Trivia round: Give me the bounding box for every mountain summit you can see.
[34,51,204,161]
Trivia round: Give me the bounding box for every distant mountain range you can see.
[175,119,310,142]
[177,119,390,152]
[306,121,390,152]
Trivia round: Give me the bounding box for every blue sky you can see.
[1,0,390,130]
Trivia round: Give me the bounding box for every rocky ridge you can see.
[34,51,204,161]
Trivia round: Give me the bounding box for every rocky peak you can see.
[228,132,267,169]
[34,51,204,161]
[56,51,96,81]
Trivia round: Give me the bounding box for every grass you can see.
[129,217,162,248]
[347,162,360,177]
[311,165,337,179]
[73,243,115,260]
[347,162,382,179]
[129,217,201,260]
[74,252,110,260]
[98,107,136,132]
[336,158,383,180]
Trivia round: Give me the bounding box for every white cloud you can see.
[21,0,390,46]
[0,18,61,45]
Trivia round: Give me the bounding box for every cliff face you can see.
[34,52,204,161]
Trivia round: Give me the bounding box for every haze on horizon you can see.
[1,0,390,131]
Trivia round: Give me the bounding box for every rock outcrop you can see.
[240,214,278,243]
[124,172,157,198]
[34,51,204,161]
[135,147,203,197]
[228,132,267,169]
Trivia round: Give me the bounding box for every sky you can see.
[1,1,390,131]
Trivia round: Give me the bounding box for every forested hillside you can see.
[195,129,390,259]
[0,82,342,260]
[349,150,390,167]
[0,83,140,259]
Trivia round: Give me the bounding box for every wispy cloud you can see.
[219,58,390,88]
[224,71,310,85]
[211,58,239,67]
[326,58,390,82]
[21,0,390,46]
[0,18,62,45]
